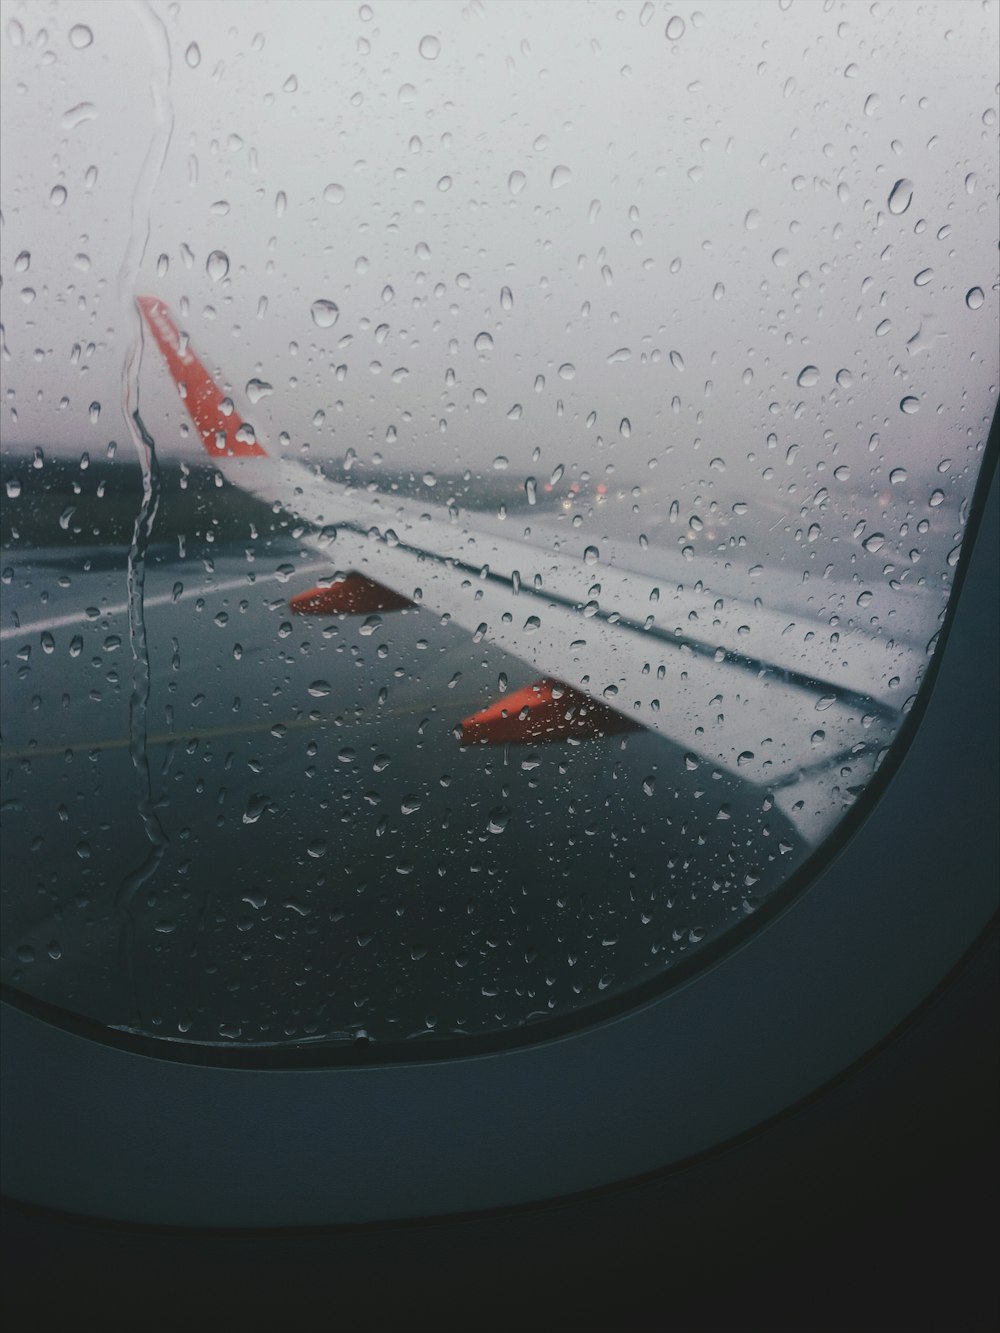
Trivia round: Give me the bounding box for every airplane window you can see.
[2,1,996,1054]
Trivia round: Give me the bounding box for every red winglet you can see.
[137,296,267,458]
[289,573,414,616]
[459,677,641,746]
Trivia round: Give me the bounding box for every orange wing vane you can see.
[136,296,267,459]
[460,678,641,746]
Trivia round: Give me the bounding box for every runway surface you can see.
[1,530,815,1047]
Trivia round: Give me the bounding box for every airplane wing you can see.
[137,296,927,844]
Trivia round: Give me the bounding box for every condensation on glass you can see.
[1,1,997,1048]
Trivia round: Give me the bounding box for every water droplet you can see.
[500,286,513,311]
[323,182,345,204]
[771,248,789,267]
[550,164,572,189]
[206,250,229,282]
[185,41,201,67]
[14,250,30,272]
[307,680,332,697]
[311,299,340,328]
[69,24,93,49]
[61,102,97,130]
[474,331,494,352]
[558,362,576,379]
[49,185,67,209]
[965,287,984,310]
[913,267,933,287]
[283,74,298,93]
[487,806,510,834]
[744,208,761,230]
[246,378,273,403]
[665,15,686,40]
[900,396,919,414]
[418,34,440,60]
[307,839,328,858]
[797,365,820,388]
[620,417,631,437]
[243,794,268,824]
[887,178,913,215]
[584,545,599,565]
[863,532,885,553]
[436,174,452,192]
[508,170,526,195]
[889,468,907,485]
[89,401,100,423]
[6,478,21,498]
[863,93,881,117]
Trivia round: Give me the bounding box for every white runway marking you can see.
[0,561,330,643]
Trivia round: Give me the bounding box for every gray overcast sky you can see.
[2,0,997,520]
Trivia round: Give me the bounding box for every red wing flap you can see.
[137,296,267,458]
[289,573,415,616]
[460,677,641,746]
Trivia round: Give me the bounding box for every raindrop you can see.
[61,102,97,129]
[620,417,631,437]
[669,349,684,371]
[436,174,452,192]
[311,299,340,328]
[243,795,268,824]
[900,396,919,415]
[474,331,494,352]
[797,365,820,388]
[771,248,789,267]
[712,282,725,300]
[307,680,332,697]
[863,533,885,553]
[863,93,880,117]
[275,190,286,216]
[913,268,933,287]
[206,250,229,282]
[508,170,526,195]
[584,545,599,565]
[69,24,93,49]
[6,478,22,498]
[246,379,273,404]
[887,178,913,214]
[14,251,30,272]
[665,15,686,40]
[283,74,298,92]
[89,402,100,423]
[49,185,67,209]
[965,287,984,310]
[744,208,761,230]
[558,363,576,379]
[418,34,440,60]
[487,806,510,834]
[500,286,513,310]
[323,182,345,204]
[889,468,907,485]
[185,41,201,68]
[550,164,572,189]
[307,839,328,858]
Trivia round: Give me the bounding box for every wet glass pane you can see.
[2,1,997,1049]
